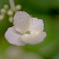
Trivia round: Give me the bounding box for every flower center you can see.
[31,30,40,35]
[26,31,30,34]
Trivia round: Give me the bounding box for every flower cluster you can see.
[5,11,46,46]
[0,4,21,22]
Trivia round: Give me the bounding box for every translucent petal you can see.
[21,31,46,44]
[5,27,25,46]
[29,18,44,32]
[13,11,32,33]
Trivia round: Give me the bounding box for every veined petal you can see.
[21,31,46,44]
[5,27,25,46]
[29,18,44,32]
[13,11,32,33]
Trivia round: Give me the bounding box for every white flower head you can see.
[4,4,9,9]
[0,14,4,21]
[5,11,47,46]
[9,17,13,23]
[0,8,6,14]
[15,5,22,11]
[7,10,13,16]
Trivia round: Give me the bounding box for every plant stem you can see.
[9,0,15,10]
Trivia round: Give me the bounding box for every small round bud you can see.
[0,14,4,21]
[1,8,6,14]
[15,5,21,11]
[9,17,13,22]
[4,4,9,9]
[7,10,13,16]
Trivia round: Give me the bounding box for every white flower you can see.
[9,17,13,23]
[0,8,6,14]
[5,11,46,46]
[5,46,25,59]
[4,4,9,9]
[15,5,22,11]
[7,10,13,16]
[0,14,4,20]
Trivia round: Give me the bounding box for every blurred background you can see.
[0,0,59,59]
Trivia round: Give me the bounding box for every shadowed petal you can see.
[5,27,25,46]
[21,31,46,44]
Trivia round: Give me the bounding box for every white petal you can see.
[13,11,32,33]
[21,31,46,44]
[5,27,25,46]
[29,18,44,32]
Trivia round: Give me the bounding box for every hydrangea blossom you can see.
[5,11,46,46]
